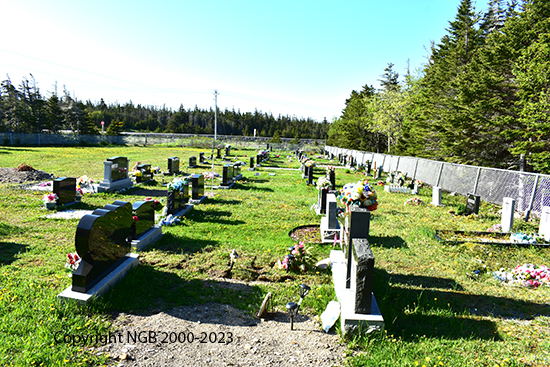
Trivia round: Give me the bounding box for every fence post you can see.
[412,158,419,180]
[436,162,444,187]
[473,167,481,194]
[525,174,541,222]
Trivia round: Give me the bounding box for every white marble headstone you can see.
[539,206,550,241]
[501,197,515,232]
[431,187,441,206]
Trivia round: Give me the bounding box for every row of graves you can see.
[294,149,384,335]
[52,149,255,302]
[314,164,384,334]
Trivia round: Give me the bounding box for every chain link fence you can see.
[0,132,321,152]
[325,146,550,219]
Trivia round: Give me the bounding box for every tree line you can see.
[0,77,330,141]
[327,0,550,174]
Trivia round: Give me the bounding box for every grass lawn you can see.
[0,145,549,366]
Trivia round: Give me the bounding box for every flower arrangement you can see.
[76,175,93,186]
[326,166,335,173]
[376,181,385,186]
[304,160,316,168]
[281,242,313,273]
[203,171,220,180]
[487,223,502,232]
[65,252,81,272]
[76,187,84,196]
[316,177,331,190]
[404,197,424,205]
[494,264,550,288]
[337,180,378,211]
[167,177,189,192]
[396,172,406,186]
[42,193,58,203]
[415,180,423,187]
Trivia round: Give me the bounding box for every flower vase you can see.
[45,202,56,210]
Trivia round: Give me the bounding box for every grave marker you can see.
[501,197,515,232]
[539,206,550,241]
[72,201,133,293]
[432,186,442,206]
[166,157,180,175]
[189,174,206,204]
[98,156,133,192]
[53,177,76,205]
[199,152,205,163]
[188,156,198,168]
[466,193,480,215]
[135,164,153,183]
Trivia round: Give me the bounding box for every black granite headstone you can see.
[466,193,480,215]
[107,156,129,182]
[167,157,180,175]
[136,164,153,183]
[53,177,76,205]
[191,174,204,199]
[216,148,222,159]
[72,201,133,293]
[199,152,205,163]
[327,170,335,190]
[233,163,241,177]
[250,157,255,169]
[307,165,314,185]
[188,156,197,168]
[318,187,328,214]
[132,200,155,238]
[353,238,374,314]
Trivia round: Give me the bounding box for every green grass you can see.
[0,145,549,366]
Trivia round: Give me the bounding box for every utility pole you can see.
[211,90,219,195]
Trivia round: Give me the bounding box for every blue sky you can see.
[1,0,488,122]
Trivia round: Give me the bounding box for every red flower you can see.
[133,216,139,221]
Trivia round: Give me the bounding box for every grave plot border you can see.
[434,230,550,248]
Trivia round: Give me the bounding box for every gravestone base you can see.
[170,204,194,219]
[188,164,198,169]
[131,225,163,251]
[233,174,243,181]
[57,253,139,303]
[248,167,255,171]
[330,250,384,335]
[320,215,342,243]
[218,181,236,189]
[97,178,133,193]
[189,196,207,204]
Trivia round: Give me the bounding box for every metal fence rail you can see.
[325,145,550,218]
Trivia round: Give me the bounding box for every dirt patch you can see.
[0,167,54,184]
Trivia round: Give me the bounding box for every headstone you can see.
[366,161,371,175]
[233,163,242,178]
[466,193,480,215]
[307,165,314,185]
[53,177,76,205]
[501,197,515,232]
[375,167,382,180]
[167,157,180,175]
[256,154,262,166]
[327,194,339,230]
[225,145,231,157]
[132,200,155,238]
[108,156,129,182]
[327,170,336,190]
[346,206,370,289]
[353,238,374,314]
[250,157,255,169]
[431,186,442,206]
[216,148,222,159]
[72,201,133,292]
[539,206,550,241]
[222,165,231,186]
[190,174,204,200]
[98,157,132,192]
[135,164,152,183]
[199,152,205,163]
[188,156,197,168]
[318,187,328,215]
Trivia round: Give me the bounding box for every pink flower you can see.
[133,216,139,221]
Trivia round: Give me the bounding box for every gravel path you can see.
[93,303,346,367]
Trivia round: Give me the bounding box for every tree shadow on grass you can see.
[369,235,408,249]
[232,183,273,192]
[0,241,28,265]
[103,265,264,325]
[372,268,549,341]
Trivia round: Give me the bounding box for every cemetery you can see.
[0,144,549,366]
